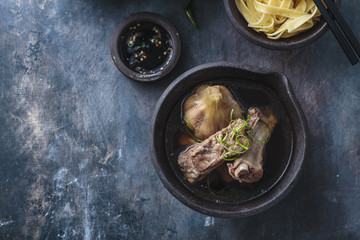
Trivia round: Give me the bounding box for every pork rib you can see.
[178,113,260,183]
[227,108,277,183]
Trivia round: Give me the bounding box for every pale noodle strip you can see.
[254,1,312,19]
[235,0,320,39]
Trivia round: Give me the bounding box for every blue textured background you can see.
[0,0,359,239]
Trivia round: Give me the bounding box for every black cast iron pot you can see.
[150,62,308,217]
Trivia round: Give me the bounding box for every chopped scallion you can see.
[185,0,198,28]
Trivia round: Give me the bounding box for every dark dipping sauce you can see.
[164,79,293,203]
[119,22,173,74]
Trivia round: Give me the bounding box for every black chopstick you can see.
[322,0,360,57]
[313,0,360,65]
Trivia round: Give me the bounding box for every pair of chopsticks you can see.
[313,0,360,65]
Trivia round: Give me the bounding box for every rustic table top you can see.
[1,0,359,239]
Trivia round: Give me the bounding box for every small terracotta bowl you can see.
[223,0,340,50]
[110,12,181,81]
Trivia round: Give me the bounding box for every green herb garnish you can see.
[185,0,198,28]
[215,109,271,161]
[216,127,250,161]
[184,119,203,142]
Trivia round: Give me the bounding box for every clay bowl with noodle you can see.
[223,0,340,50]
[149,62,308,217]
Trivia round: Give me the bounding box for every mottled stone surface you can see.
[0,0,359,239]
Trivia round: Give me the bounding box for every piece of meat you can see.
[178,113,260,183]
[227,108,277,183]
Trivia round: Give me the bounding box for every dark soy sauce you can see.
[119,22,173,74]
[165,80,293,203]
